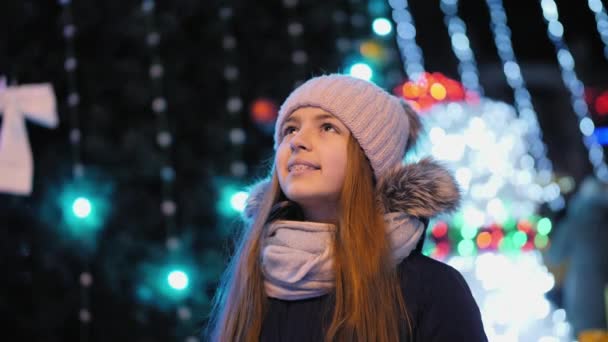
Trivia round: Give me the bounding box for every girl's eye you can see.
[322,123,337,132]
[283,126,297,136]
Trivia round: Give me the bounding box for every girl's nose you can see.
[289,130,312,151]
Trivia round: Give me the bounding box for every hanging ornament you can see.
[0,82,57,195]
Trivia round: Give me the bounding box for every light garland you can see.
[587,0,608,60]
[58,0,91,340]
[537,0,608,182]
[448,252,570,341]
[388,0,424,80]
[141,0,178,254]
[485,0,565,209]
[419,99,553,230]
[219,5,247,179]
[282,0,308,88]
[439,0,483,96]
[141,1,196,339]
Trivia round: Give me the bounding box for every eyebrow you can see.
[283,113,337,126]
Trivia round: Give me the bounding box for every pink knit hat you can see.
[274,74,416,179]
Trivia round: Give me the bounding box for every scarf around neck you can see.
[261,213,424,301]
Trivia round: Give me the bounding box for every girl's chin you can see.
[285,191,337,205]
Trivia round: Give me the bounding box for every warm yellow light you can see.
[430,83,447,100]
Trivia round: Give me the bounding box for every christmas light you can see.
[395,72,467,110]
[439,0,483,95]
[476,232,492,249]
[594,91,608,115]
[512,231,528,248]
[349,62,373,81]
[411,98,551,238]
[536,217,552,235]
[595,126,608,145]
[57,1,93,336]
[587,0,608,60]
[534,234,549,249]
[372,18,392,36]
[283,0,308,86]
[485,0,565,210]
[218,183,247,217]
[250,98,278,124]
[457,239,475,256]
[429,83,447,100]
[142,4,196,339]
[220,5,249,178]
[167,270,189,291]
[230,191,249,213]
[388,0,424,80]
[359,40,385,61]
[72,197,92,219]
[431,221,448,238]
[538,0,608,182]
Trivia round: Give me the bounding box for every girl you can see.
[206,74,487,341]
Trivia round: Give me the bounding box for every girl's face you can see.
[276,107,351,217]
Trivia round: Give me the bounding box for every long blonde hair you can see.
[206,134,409,341]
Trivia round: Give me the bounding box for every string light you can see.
[282,0,308,87]
[388,0,425,80]
[452,251,563,340]
[419,98,556,235]
[484,0,566,209]
[372,18,393,36]
[587,0,608,60]
[141,0,178,252]
[219,5,248,179]
[439,0,483,96]
[58,0,91,340]
[141,2,195,340]
[538,0,608,182]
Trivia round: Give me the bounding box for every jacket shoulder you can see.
[398,253,488,341]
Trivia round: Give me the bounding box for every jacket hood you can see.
[243,157,461,222]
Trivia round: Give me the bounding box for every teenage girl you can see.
[206,74,487,341]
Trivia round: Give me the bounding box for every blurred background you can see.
[1,0,608,341]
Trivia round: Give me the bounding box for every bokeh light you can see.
[72,197,92,218]
[349,63,373,81]
[372,18,392,36]
[167,270,189,290]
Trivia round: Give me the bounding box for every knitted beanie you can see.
[274,74,412,179]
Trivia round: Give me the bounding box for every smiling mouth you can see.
[288,164,320,172]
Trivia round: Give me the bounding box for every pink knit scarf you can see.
[261,213,424,300]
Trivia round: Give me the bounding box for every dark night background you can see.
[1,0,607,341]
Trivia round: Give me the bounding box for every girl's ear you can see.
[401,100,422,153]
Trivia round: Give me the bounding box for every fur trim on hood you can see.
[243,158,461,222]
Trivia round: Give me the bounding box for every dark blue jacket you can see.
[242,159,487,341]
[260,251,488,341]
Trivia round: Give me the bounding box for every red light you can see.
[433,241,451,259]
[595,92,608,116]
[491,229,503,249]
[517,220,532,233]
[522,240,535,251]
[402,82,421,99]
[432,221,448,238]
[250,98,277,123]
[395,72,472,111]
[417,95,435,110]
[444,79,465,100]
